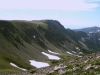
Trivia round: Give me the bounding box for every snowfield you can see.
[48,50,60,55]
[42,52,61,60]
[29,60,49,68]
[10,63,26,71]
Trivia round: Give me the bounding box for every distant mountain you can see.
[75,26,100,33]
[74,26,100,51]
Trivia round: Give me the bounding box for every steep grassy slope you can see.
[0,20,89,72]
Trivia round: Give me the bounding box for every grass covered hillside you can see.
[0,20,96,73]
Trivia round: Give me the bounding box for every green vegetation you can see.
[0,20,100,74]
[0,20,78,72]
[47,54,100,75]
[50,54,75,66]
[30,21,48,29]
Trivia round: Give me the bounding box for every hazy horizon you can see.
[0,0,100,29]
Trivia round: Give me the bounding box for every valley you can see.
[0,20,100,75]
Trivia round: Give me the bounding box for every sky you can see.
[0,0,100,29]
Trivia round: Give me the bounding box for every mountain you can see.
[0,20,100,74]
[0,20,88,73]
[74,26,100,51]
[75,26,100,33]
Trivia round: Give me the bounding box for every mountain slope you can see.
[74,26,100,51]
[0,20,88,72]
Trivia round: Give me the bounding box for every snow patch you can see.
[89,32,93,33]
[72,51,76,53]
[75,47,80,50]
[66,51,82,57]
[33,35,36,38]
[42,52,60,60]
[98,30,100,32]
[66,51,73,55]
[10,63,26,71]
[29,60,49,68]
[48,50,59,55]
[75,55,82,57]
[79,52,83,54]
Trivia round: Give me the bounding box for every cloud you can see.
[0,0,99,11]
[86,0,100,2]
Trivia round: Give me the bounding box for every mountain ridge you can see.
[0,20,85,72]
[75,26,100,33]
[0,20,100,74]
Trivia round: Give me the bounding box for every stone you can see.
[54,66,60,71]
[84,64,92,70]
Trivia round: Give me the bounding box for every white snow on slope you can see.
[98,30,100,32]
[66,51,74,55]
[89,32,93,34]
[75,55,82,57]
[42,52,60,60]
[79,52,83,54]
[29,60,49,68]
[66,51,82,57]
[75,47,80,50]
[33,35,36,38]
[10,63,26,71]
[72,51,76,53]
[48,50,59,55]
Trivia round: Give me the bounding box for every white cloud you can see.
[0,0,99,11]
[86,0,100,2]
[0,0,100,29]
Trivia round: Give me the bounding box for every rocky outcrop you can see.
[32,53,100,75]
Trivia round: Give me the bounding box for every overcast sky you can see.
[0,0,100,29]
